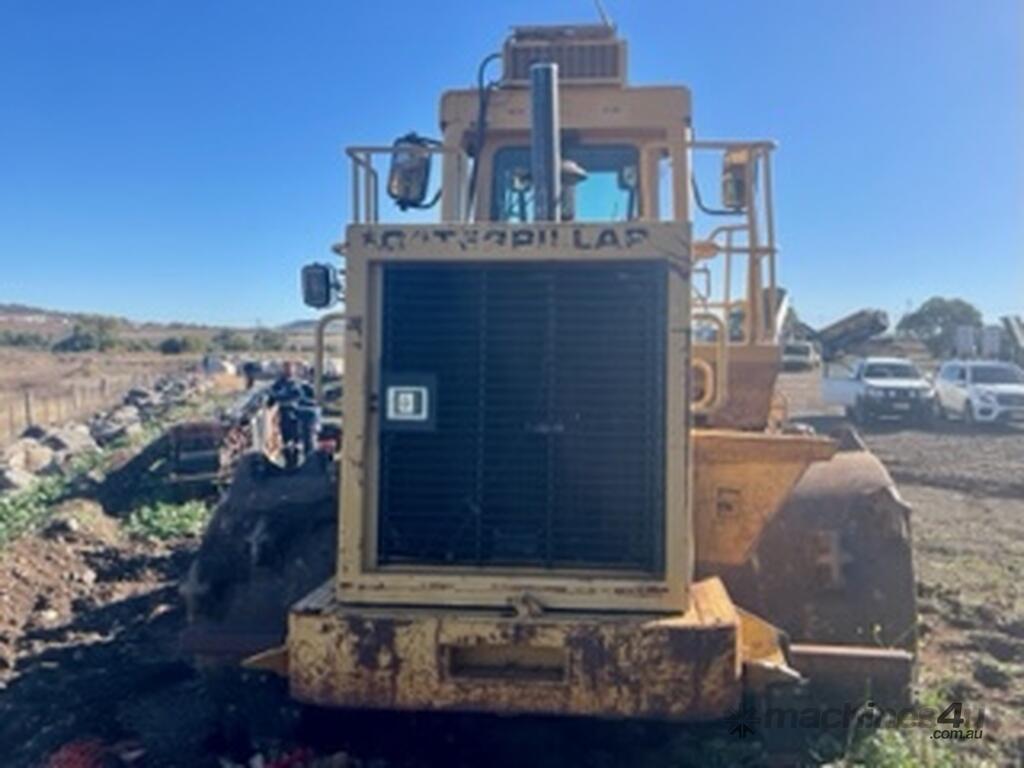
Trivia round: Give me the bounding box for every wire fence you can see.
[0,373,157,446]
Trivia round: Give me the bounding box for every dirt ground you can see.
[0,499,202,767]
[0,368,1021,766]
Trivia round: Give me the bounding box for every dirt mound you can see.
[0,501,198,766]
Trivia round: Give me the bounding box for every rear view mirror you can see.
[387,134,434,210]
[301,263,338,309]
[720,148,751,211]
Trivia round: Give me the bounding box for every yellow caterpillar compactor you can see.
[183,24,916,729]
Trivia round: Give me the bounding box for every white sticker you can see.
[386,386,429,421]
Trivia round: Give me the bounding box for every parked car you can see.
[781,340,820,371]
[934,360,1024,425]
[822,356,935,425]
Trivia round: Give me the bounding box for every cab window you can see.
[491,144,640,223]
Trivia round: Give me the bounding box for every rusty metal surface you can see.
[287,578,742,721]
[692,430,835,567]
[739,608,805,694]
[789,643,914,710]
[167,420,228,483]
[708,449,917,652]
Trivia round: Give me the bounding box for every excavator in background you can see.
[814,309,890,362]
[182,23,916,751]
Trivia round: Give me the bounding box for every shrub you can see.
[253,328,287,351]
[158,336,203,354]
[211,330,251,352]
[0,330,50,349]
[52,316,119,352]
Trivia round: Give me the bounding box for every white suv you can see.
[934,361,1024,425]
[781,341,820,371]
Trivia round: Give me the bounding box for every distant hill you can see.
[0,303,251,342]
[0,303,331,354]
[0,304,85,334]
[278,319,318,333]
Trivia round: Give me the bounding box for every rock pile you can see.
[0,374,210,495]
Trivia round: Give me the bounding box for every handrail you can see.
[314,311,347,409]
[687,139,777,151]
[345,145,463,224]
[691,312,729,413]
[688,141,778,347]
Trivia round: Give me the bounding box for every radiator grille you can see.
[503,41,625,85]
[377,261,666,572]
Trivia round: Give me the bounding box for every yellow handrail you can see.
[314,312,346,408]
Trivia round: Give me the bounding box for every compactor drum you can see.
[184,22,916,745]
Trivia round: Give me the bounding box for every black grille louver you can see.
[378,261,666,573]
[504,42,624,84]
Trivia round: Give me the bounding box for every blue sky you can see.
[1,0,1020,328]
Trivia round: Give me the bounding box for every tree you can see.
[253,328,287,351]
[897,297,982,357]
[211,329,251,352]
[158,336,203,354]
[51,316,119,352]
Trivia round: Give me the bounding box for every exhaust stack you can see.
[530,62,561,221]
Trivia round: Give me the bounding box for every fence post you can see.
[23,389,34,426]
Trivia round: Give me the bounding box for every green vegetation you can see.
[0,330,51,349]
[831,689,961,768]
[0,381,225,549]
[898,297,983,358]
[125,499,211,539]
[0,451,105,547]
[158,335,204,354]
[843,728,957,768]
[211,329,251,352]
[0,475,68,547]
[253,328,287,351]
[51,315,120,352]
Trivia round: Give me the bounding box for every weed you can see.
[0,475,67,547]
[0,450,108,547]
[125,500,211,540]
[841,728,962,768]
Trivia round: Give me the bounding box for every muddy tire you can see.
[713,447,917,652]
[180,453,338,661]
